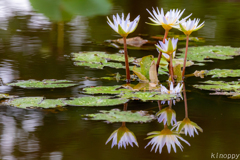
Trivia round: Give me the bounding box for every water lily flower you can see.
[178,18,205,36]
[156,107,176,126]
[178,18,204,79]
[106,125,138,149]
[145,127,190,153]
[146,8,191,31]
[172,118,203,137]
[161,82,183,94]
[107,13,140,83]
[107,13,140,38]
[155,38,178,56]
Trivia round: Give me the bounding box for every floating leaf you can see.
[6,79,76,88]
[6,97,66,108]
[85,109,155,123]
[173,59,194,67]
[72,51,135,63]
[206,69,240,78]
[74,61,127,69]
[120,92,176,101]
[194,81,240,92]
[83,85,132,94]
[177,46,240,64]
[72,51,135,70]
[65,96,128,106]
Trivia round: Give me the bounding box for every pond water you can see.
[0,0,240,159]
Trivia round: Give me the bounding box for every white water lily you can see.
[146,8,191,30]
[156,107,176,126]
[178,18,204,36]
[161,82,183,94]
[145,127,190,153]
[107,13,140,37]
[106,126,138,149]
[172,118,203,137]
[155,38,178,55]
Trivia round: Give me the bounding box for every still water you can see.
[0,0,240,159]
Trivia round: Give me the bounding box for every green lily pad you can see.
[72,51,136,70]
[206,69,240,78]
[194,80,240,92]
[72,52,135,63]
[6,97,66,108]
[210,92,240,99]
[65,96,129,106]
[6,79,76,88]
[177,46,240,64]
[83,85,132,94]
[74,61,127,69]
[85,109,155,123]
[120,92,176,102]
[0,94,15,99]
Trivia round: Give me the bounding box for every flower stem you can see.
[156,30,169,73]
[169,54,174,83]
[157,100,162,110]
[123,37,130,83]
[123,103,128,111]
[182,35,189,79]
[183,82,188,118]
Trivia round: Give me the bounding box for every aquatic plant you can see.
[155,38,178,82]
[177,18,204,78]
[146,8,191,72]
[107,13,140,83]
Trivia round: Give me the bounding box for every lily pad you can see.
[205,69,240,78]
[83,85,132,94]
[194,81,240,92]
[6,79,76,88]
[120,92,176,102]
[74,61,127,69]
[72,51,135,63]
[6,97,66,108]
[85,109,155,123]
[65,96,129,106]
[177,46,240,64]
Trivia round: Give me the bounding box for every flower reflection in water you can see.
[172,82,203,137]
[105,122,138,149]
[105,103,138,149]
[172,117,203,137]
[156,100,176,126]
[145,125,190,153]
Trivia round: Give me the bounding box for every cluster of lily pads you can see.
[1,6,240,155]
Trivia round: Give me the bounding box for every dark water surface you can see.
[0,0,240,159]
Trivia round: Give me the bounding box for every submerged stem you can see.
[182,35,189,79]
[123,37,130,83]
[156,30,169,73]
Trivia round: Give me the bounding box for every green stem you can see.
[156,30,169,73]
[182,35,189,79]
[123,37,130,83]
